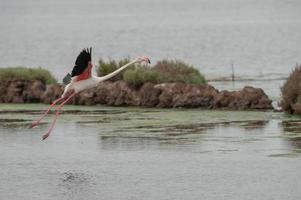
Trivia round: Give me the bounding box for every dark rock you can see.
[41,84,63,104]
[154,83,218,108]
[0,78,273,110]
[23,80,46,103]
[75,90,96,105]
[6,79,26,103]
[12,96,24,103]
[76,81,138,106]
[213,86,273,109]
[139,83,161,107]
[176,84,218,108]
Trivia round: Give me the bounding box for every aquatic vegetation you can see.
[0,118,37,128]
[153,59,206,85]
[0,103,300,156]
[123,67,159,88]
[0,67,57,84]
[239,120,269,130]
[280,64,301,114]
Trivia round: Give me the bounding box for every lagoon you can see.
[0,104,300,200]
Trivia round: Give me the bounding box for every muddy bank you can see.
[0,78,272,110]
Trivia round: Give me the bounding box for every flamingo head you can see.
[134,56,151,64]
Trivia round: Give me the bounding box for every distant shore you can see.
[0,61,274,110]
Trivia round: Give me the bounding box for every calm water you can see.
[0,104,301,200]
[0,0,300,81]
[1,1,301,199]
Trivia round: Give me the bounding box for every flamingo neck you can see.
[95,60,137,83]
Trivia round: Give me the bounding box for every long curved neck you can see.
[96,59,137,83]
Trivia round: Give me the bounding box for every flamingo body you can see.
[62,76,100,98]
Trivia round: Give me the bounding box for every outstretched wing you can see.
[71,48,92,77]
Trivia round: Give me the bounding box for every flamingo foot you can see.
[42,132,50,141]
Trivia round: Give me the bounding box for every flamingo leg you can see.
[30,97,64,128]
[42,93,76,141]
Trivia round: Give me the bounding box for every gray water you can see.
[0,104,301,200]
[1,0,300,81]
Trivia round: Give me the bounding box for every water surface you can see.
[0,104,301,200]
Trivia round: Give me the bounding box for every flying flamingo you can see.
[30,48,151,140]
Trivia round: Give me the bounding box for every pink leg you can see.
[42,93,76,140]
[30,97,64,128]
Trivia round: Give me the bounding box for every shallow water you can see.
[0,104,301,200]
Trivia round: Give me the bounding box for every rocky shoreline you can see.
[0,78,273,110]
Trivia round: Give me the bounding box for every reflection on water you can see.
[98,119,273,151]
[281,120,301,150]
[282,120,301,133]
[289,137,301,149]
[1,104,301,200]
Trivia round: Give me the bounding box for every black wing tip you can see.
[71,47,93,77]
[82,47,92,60]
[82,47,92,53]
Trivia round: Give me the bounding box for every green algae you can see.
[1,103,301,155]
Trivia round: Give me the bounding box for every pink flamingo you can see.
[30,48,150,140]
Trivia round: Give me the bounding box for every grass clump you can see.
[97,58,206,87]
[0,67,57,84]
[123,67,159,88]
[280,64,301,114]
[153,59,206,85]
